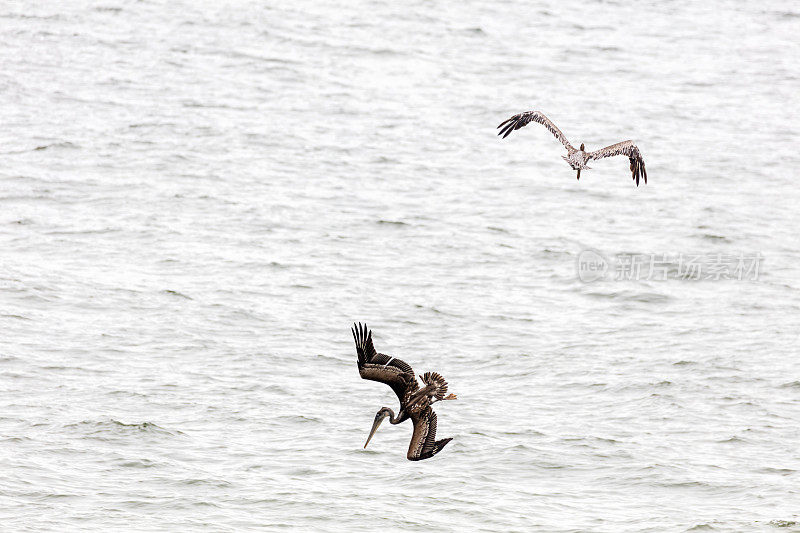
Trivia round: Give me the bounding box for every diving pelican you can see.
[353,322,457,461]
[497,110,648,185]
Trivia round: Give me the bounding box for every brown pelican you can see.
[497,110,648,185]
[353,322,457,461]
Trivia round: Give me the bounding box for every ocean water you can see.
[1,1,799,531]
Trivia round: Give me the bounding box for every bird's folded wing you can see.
[420,408,439,455]
[407,407,437,459]
[497,110,575,151]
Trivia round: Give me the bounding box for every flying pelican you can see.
[353,322,457,461]
[497,110,648,185]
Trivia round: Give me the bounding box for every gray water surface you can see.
[1,1,800,531]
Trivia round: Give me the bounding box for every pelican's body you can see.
[353,323,456,461]
[564,148,591,171]
[498,110,648,186]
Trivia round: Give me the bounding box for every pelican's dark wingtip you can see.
[499,125,515,139]
[353,322,371,364]
[497,116,520,138]
[497,116,515,129]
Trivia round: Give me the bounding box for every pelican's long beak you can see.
[364,416,385,448]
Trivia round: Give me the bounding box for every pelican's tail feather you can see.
[420,372,448,400]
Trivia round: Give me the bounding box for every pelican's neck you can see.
[385,408,401,424]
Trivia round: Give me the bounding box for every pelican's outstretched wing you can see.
[353,322,418,405]
[407,407,453,461]
[588,140,648,186]
[497,110,575,151]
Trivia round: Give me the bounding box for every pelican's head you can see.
[364,407,391,448]
[580,143,585,152]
